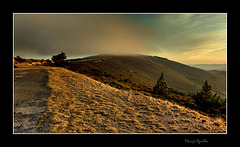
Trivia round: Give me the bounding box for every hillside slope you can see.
[41,67,226,133]
[67,55,226,99]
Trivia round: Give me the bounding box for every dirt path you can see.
[14,63,51,133]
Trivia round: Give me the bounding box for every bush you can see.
[43,59,53,66]
[14,56,27,63]
[51,52,67,67]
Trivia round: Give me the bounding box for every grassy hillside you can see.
[40,67,226,133]
[66,55,226,99]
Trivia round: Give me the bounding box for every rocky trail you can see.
[14,63,50,133]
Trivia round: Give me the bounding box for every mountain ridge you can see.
[67,54,226,99]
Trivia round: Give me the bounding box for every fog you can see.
[14,14,226,64]
[14,14,163,58]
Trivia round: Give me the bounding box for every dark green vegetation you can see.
[152,74,225,118]
[51,52,67,67]
[153,72,169,96]
[63,54,226,119]
[193,80,226,115]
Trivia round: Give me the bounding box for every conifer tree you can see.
[193,80,224,113]
[201,80,212,96]
[153,72,169,96]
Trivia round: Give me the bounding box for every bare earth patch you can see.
[14,64,50,133]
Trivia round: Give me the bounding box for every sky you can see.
[14,13,226,64]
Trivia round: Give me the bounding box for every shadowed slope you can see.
[67,55,226,98]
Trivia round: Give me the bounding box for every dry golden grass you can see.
[40,67,226,133]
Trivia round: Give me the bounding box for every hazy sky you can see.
[14,13,226,64]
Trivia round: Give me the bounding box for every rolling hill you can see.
[67,55,226,99]
[45,66,226,133]
[14,62,226,133]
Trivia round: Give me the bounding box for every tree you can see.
[14,56,27,63]
[193,80,224,113]
[51,52,67,67]
[153,72,169,96]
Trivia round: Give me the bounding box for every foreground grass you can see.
[39,67,226,133]
[65,61,225,119]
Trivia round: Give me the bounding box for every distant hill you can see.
[67,55,226,99]
[188,64,226,71]
[209,70,226,78]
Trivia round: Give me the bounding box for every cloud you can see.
[131,14,226,63]
[132,14,226,49]
[14,14,226,64]
[14,14,162,58]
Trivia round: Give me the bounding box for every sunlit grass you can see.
[38,67,226,133]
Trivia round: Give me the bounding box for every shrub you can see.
[43,59,53,66]
[51,52,67,67]
[14,56,27,63]
[153,72,169,96]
